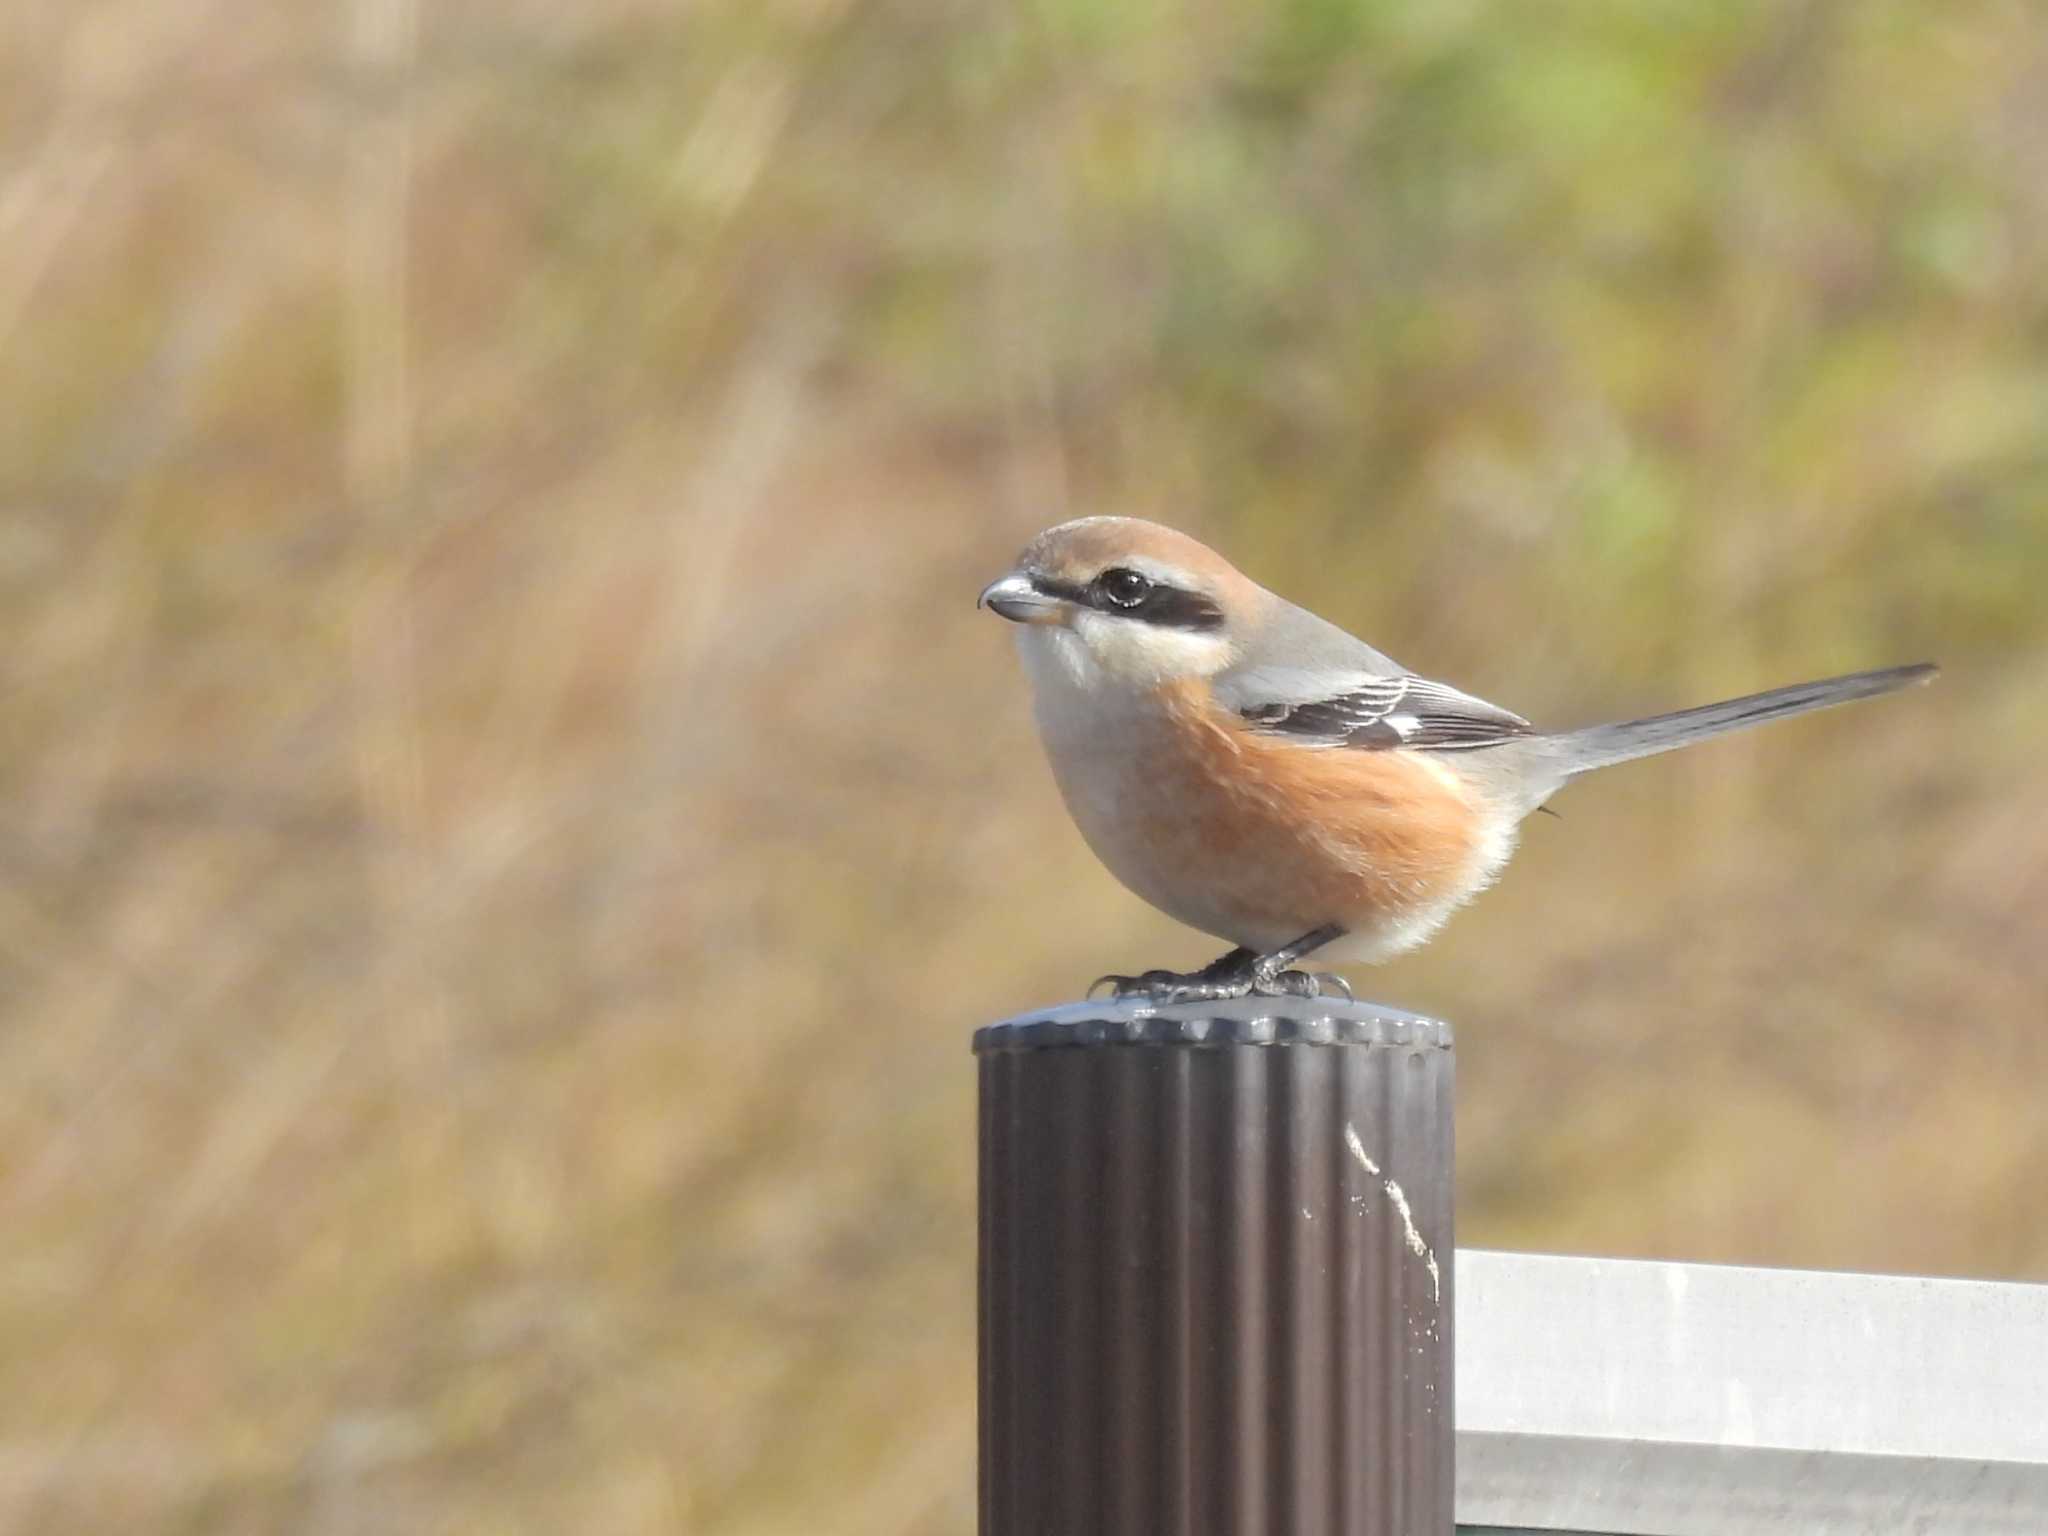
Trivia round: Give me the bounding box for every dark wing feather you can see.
[1239,674,1534,751]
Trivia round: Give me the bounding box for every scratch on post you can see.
[1345,1121,1441,1304]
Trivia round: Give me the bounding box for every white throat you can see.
[1014,610,1230,695]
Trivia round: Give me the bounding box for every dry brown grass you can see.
[3,1,2046,1530]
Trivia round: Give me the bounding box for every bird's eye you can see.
[1096,567,1153,609]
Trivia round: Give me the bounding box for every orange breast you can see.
[1049,678,1493,953]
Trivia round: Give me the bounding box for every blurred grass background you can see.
[3,0,2046,1530]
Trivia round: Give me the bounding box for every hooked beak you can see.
[978,572,1065,625]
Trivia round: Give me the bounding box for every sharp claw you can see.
[1313,971,1354,1002]
[1091,969,1205,1002]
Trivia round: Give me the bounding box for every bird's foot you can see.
[1086,965,1353,1005]
[1251,967,1355,1002]
[1243,958,1354,1001]
[1087,968,1241,1006]
[1243,924,1351,1000]
[1089,930,1354,1006]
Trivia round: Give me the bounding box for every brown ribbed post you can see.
[975,997,1453,1536]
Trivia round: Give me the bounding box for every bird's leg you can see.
[1186,946,1257,988]
[1090,927,1350,1005]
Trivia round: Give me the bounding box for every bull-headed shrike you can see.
[979,517,1936,1004]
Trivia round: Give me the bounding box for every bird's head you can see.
[978,517,1252,689]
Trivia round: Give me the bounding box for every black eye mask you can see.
[1028,570,1226,632]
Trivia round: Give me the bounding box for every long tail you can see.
[1547,663,1938,778]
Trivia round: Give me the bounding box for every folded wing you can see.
[1228,672,1535,752]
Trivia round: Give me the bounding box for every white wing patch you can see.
[1235,672,1533,751]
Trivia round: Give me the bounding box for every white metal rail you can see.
[1456,1249,2048,1534]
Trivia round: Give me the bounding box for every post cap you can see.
[972,995,1451,1054]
